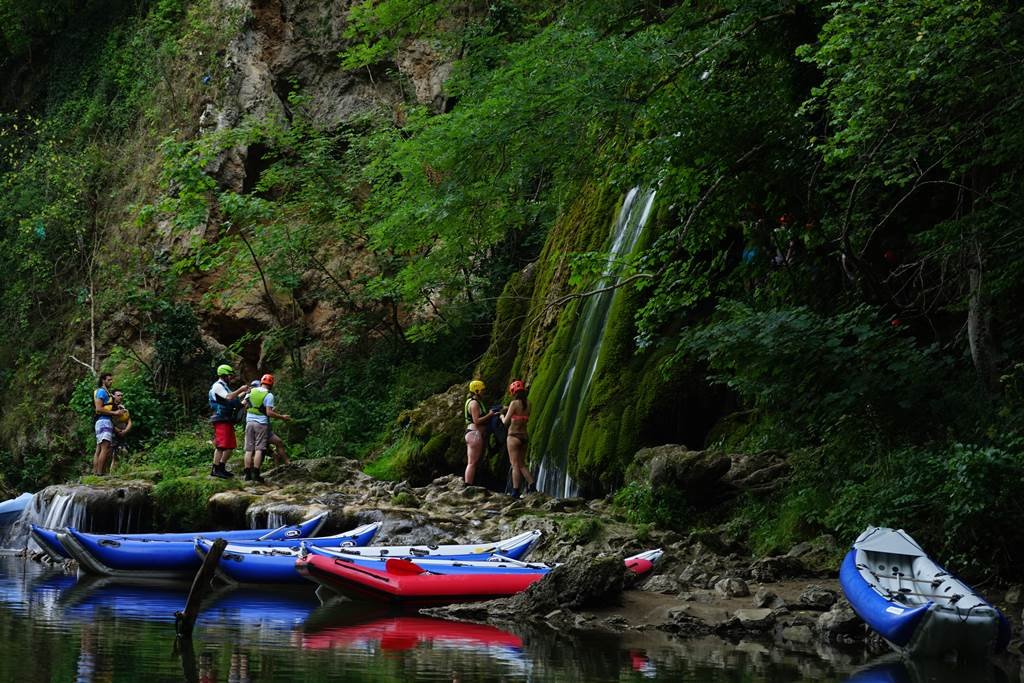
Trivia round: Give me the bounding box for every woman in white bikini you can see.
[463,380,495,485]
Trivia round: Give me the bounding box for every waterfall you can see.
[1,486,150,550]
[535,187,657,498]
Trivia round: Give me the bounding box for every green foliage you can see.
[674,303,951,440]
[612,481,690,531]
[363,435,421,481]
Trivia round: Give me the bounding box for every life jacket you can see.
[464,397,486,427]
[93,388,113,423]
[247,387,271,416]
[209,379,243,423]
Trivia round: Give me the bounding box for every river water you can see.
[0,556,1015,682]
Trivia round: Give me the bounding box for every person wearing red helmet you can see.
[243,373,292,483]
[501,379,535,497]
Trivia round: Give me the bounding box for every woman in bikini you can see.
[502,379,535,497]
[464,379,495,485]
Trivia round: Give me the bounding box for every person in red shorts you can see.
[208,364,247,479]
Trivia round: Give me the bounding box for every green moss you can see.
[151,475,241,531]
[363,435,421,481]
[391,491,420,508]
[475,268,537,391]
[558,514,604,545]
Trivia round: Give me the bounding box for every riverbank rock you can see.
[423,553,627,624]
[715,577,750,598]
[817,598,864,643]
[799,585,838,610]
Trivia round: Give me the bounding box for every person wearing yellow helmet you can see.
[463,379,496,485]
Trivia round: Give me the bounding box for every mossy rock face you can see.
[390,384,507,487]
[151,476,242,531]
[475,264,537,391]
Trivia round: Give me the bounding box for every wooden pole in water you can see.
[175,537,227,639]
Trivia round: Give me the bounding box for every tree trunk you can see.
[967,259,997,392]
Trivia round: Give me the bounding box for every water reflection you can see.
[845,657,1011,683]
[6,557,1014,682]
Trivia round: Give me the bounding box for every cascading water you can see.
[535,187,657,498]
[1,486,151,550]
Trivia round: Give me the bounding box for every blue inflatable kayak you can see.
[61,520,379,579]
[839,527,1010,659]
[30,511,328,560]
[200,530,543,584]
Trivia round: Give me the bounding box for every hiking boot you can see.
[510,488,521,499]
[242,468,253,482]
[252,469,265,484]
[219,463,235,478]
[210,466,228,479]
[526,483,537,494]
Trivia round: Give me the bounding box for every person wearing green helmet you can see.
[208,364,247,479]
[463,379,496,485]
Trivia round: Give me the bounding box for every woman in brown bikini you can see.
[502,379,535,497]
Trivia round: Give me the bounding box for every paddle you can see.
[385,558,428,576]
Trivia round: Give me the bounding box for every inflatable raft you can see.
[198,530,543,584]
[61,521,380,579]
[296,548,662,606]
[30,511,328,560]
[839,527,1010,659]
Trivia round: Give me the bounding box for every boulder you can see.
[750,555,806,583]
[640,574,681,595]
[721,449,790,493]
[631,446,731,497]
[753,588,785,609]
[817,598,864,642]
[799,585,838,610]
[715,577,751,598]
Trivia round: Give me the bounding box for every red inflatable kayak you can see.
[296,549,661,607]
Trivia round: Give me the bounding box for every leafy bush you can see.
[612,481,691,531]
[674,303,953,440]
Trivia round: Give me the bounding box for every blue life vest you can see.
[209,380,243,423]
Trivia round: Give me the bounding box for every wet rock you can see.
[753,588,784,609]
[660,608,713,636]
[1005,584,1024,604]
[506,554,625,614]
[750,555,806,583]
[715,577,750,598]
[731,608,774,629]
[817,598,864,643]
[799,585,837,610]
[423,554,626,624]
[775,613,818,647]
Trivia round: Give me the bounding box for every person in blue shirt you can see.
[92,373,126,475]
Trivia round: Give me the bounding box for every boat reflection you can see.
[300,615,524,652]
[845,657,1010,683]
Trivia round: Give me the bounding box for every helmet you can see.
[217,364,234,376]
[508,380,525,396]
[250,380,260,388]
[260,373,275,386]
[468,379,485,394]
